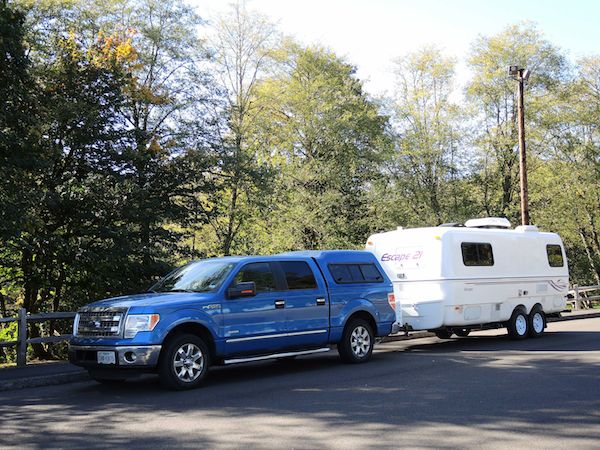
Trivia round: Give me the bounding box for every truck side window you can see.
[234,263,277,292]
[280,261,317,290]
[546,245,564,267]
[329,263,384,284]
[461,243,494,266]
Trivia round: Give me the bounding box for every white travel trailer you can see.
[366,218,569,339]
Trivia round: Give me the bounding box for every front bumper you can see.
[69,344,162,368]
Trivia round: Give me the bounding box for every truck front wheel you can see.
[338,318,374,363]
[159,333,210,390]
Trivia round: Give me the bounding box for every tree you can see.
[530,56,600,284]
[466,23,567,221]
[251,44,390,250]
[198,0,278,256]
[385,46,470,226]
[0,0,220,361]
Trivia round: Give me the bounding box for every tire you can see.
[338,318,374,363]
[434,329,453,339]
[528,305,546,338]
[158,333,210,390]
[88,371,126,385]
[454,328,471,337]
[507,307,529,340]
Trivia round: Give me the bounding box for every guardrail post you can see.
[574,285,580,311]
[17,308,27,367]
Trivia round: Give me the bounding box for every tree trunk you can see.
[221,180,239,256]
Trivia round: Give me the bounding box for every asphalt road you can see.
[1,318,599,450]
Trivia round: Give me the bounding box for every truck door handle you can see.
[275,299,285,309]
[316,298,326,306]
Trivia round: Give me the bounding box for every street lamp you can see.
[509,65,531,226]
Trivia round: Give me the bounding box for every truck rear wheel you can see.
[338,318,374,363]
[454,328,471,337]
[507,307,529,340]
[528,306,546,338]
[159,333,210,390]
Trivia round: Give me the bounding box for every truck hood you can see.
[82,292,218,310]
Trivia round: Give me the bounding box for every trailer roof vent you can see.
[438,223,465,228]
[464,217,511,229]
[515,225,539,232]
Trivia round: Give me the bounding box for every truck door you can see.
[223,262,287,356]
[276,260,329,348]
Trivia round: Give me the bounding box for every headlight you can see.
[73,313,80,337]
[124,314,160,338]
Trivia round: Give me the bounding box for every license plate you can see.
[97,351,116,365]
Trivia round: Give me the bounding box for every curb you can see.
[0,369,89,392]
[549,311,600,322]
[1,310,598,392]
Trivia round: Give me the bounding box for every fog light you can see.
[124,351,137,363]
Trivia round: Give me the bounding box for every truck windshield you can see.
[151,261,235,293]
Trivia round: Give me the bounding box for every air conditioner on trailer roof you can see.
[464,217,511,229]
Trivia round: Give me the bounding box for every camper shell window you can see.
[461,242,494,266]
[329,263,384,284]
[546,245,564,267]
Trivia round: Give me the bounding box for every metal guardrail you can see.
[0,308,75,367]
[567,284,600,310]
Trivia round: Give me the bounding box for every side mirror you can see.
[227,281,256,299]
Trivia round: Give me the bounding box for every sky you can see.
[191,0,600,96]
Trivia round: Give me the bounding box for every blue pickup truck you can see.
[69,250,396,389]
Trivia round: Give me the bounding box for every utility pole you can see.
[509,66,531,226]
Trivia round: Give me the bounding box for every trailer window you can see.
[546,245,564,267]
[329,263,384,284]
[461,243,494,266]
[280,261,317,290]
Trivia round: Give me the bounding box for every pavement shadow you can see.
[1,328,599,448]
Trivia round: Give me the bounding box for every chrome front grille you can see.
[76,309,126,338]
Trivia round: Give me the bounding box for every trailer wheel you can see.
[454,328,471,337]
[158,333,210,390]
[528,306,546,338]
[507,307,529,340]
[434,329,453,339]
[338,318,374,363]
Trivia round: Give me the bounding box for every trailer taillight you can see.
[387,293,396,311]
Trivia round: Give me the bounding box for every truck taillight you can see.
[387,293,396,311]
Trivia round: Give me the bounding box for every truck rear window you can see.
[280,261,317,290]
[461,243,494,266]
[546,245,564,267]
[329,263,384,284]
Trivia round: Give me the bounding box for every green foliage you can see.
[385,46,475,226]
[466,22,568,221]
[0,0,217,324]
[247,44,391,250]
